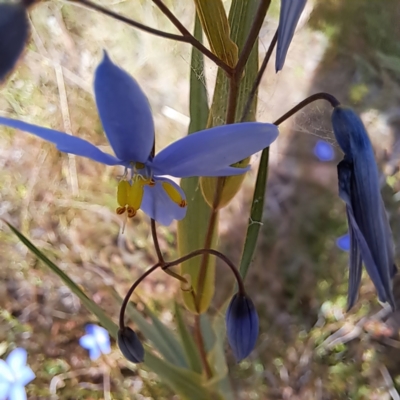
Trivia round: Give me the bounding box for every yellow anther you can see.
[135,162,145,170]
[117,180,130,207]
[162,182,187,208]
[127,178,145,212]
[116,206,126,215]
[126,206,137,218]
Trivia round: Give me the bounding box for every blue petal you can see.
[0,360,13,382]
[151,122,279,177]
[0,382,10,399]
[0,4,29,82]
[275,0,307,72]
[141,177,186,226]
[94,52,154,163]
[92,326,111,355]
[331,106,354,158]
[338,159,395,308]
[347,217,362,310]
[0,117,121,166]
[336,234,350,251]
[8,385,27,400]
[226,293,259,362]
[313,140,334,162]
[15,367,35,387]
[6,349,27,375]
[79,334,96,351]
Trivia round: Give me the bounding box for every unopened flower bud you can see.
[226,293,259,362]
[118,327,144,363]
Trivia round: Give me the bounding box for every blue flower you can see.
[313,139,334,162]
[0,3,29,82]
[276,0,307,72]
[79,324,111,361]
[0,52,279,226]
[332,106,396,310]
[226,293,259,362]
[0,348,35,400]
[336,233,350,251]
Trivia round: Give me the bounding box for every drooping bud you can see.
[200,157,250,210]
[118,327,145,363]
[226,293,259,362]
[0,3,29,82]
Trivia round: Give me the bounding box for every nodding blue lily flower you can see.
[0,3,29,82]
[0,52,279,226]
[0,348,35,400]
[314,139,334,162]
[226,293,259,362]
[276,0,307,72]
[79,324,111,361]
[332,106,397,310]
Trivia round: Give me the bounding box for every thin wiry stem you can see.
[68,0,185,41]
[235,0,271,76]
[119,263,161,329]
[151,219,164,265]
[273,92,340,126]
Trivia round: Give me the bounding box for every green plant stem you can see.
[235,0,271,76]
[194,314,213,379]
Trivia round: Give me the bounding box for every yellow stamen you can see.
[127,178,145,212]
[162,182,187,208]
[135,162,145,170]
[117,180,130,207]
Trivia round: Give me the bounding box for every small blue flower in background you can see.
[226,293,259,362]
[276,0,307,72]
[336,233,350,251]
[0,52,279,226]
[0,348,35,400]
[332,106,397,310]
[313,140,334,162]
[79,324,111,361]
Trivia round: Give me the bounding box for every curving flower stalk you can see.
[0,52,279,225]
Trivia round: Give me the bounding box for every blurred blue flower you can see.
[226,293,259,362]
[0,52,279,226]
[0,3,29,82]
[0,348,35,400]
[332,106,396,310]
[79,324,111,361]
[276,0,307,72]
[313,140,334,162]
[336,233,350,251]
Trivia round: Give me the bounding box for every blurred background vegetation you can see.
[1,0,400,398]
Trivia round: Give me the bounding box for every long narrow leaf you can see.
[174,302,203,374]
[178,15,216,313]
[6,221,119,337]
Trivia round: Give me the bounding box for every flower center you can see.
[116,175,153,218]
[115,162,187,221]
